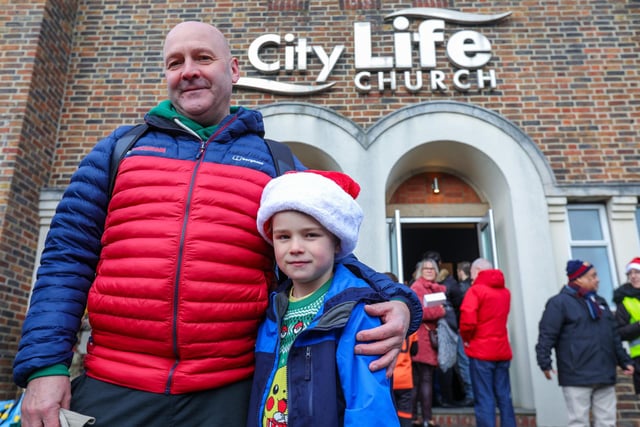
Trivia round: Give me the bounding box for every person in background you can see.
[248,170,399,427]
[454,261,474,406]
[614,257,640,396]
[537,259,634,427]
[410,258,446,427]
[422,251,461,408]
[385,272,419,427]
[460,258,516,427]
[13,21,421,427]
[457,261,472,296]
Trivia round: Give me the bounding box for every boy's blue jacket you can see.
[247,264,400,427]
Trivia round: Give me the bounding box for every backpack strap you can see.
[108,123,149,197]
[264,138,295,176]
[109,129,293,197]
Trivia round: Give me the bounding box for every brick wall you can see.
[389,172,483,204]
[47,0,640,188]
[0,0,77,398]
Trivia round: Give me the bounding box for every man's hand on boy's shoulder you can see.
[354,300,409,377]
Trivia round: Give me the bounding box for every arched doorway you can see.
[261,101,567,424]
[386,171,487,284]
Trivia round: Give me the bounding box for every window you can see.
[636,203,640,239]
[567,205,616,304]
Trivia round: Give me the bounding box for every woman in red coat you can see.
[410,258,446,427]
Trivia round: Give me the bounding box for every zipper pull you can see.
[196,140,206,160]
[304,346,311,380]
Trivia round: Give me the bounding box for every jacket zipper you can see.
[164,115,239,394]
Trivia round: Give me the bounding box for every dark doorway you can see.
[401,223,480,282]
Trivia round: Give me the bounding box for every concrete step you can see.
[431,407,537,427]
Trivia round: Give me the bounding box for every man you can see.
[459,258,516,427]
[537,259,634,427]
[13,22,421,427]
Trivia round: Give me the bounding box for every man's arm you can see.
[339,255,422,376]
[341,254,422,333]
[354,301,410,376]
[535,298,562,373]
[13,134,117,387]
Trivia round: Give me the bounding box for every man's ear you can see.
[230,57,240,83]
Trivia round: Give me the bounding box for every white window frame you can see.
[567,204,617,304]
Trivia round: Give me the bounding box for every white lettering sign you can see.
[235,8,511,95]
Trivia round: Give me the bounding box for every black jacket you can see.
[536,286,631,387]
[613,282,640,343]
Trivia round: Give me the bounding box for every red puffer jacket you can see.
[85,154,275,394]
[459,269,513,362]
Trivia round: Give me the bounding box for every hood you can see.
[473,269,505,289]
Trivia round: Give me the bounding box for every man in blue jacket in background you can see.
[536,259,633,427]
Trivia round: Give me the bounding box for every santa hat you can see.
[626,257,640,273]
[566,259,594,281]
[257,170,363,260]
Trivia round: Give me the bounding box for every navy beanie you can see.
[566,259,593,281]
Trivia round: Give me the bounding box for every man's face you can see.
[575,267,599,292]
[163,22,240,127]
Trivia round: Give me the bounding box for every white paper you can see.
[423,292,446,307]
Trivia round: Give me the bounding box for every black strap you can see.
[264,138,295,176]
[109,128,294,198]
[108,124,149,197]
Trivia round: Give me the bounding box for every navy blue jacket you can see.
[248,264,400,427]
[535,286,631,387]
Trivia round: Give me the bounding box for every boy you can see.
[248,170,400,427]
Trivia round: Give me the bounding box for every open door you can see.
[388,209,497,281]
[477,208,498,268]
[388,209,405,283]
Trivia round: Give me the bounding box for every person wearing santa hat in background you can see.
[247,170,403,427]
[613,257,640,395]
[536,259,634,427]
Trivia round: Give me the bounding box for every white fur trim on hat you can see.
[257,171,363,260]
[627,257,640,273]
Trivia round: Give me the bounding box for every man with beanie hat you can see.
[536,259,633,427]
[248,170,401,427]
[613,257,640,395]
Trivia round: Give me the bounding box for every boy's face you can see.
[271,210,339,296]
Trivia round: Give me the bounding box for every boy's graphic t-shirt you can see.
[262,280,331,427]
